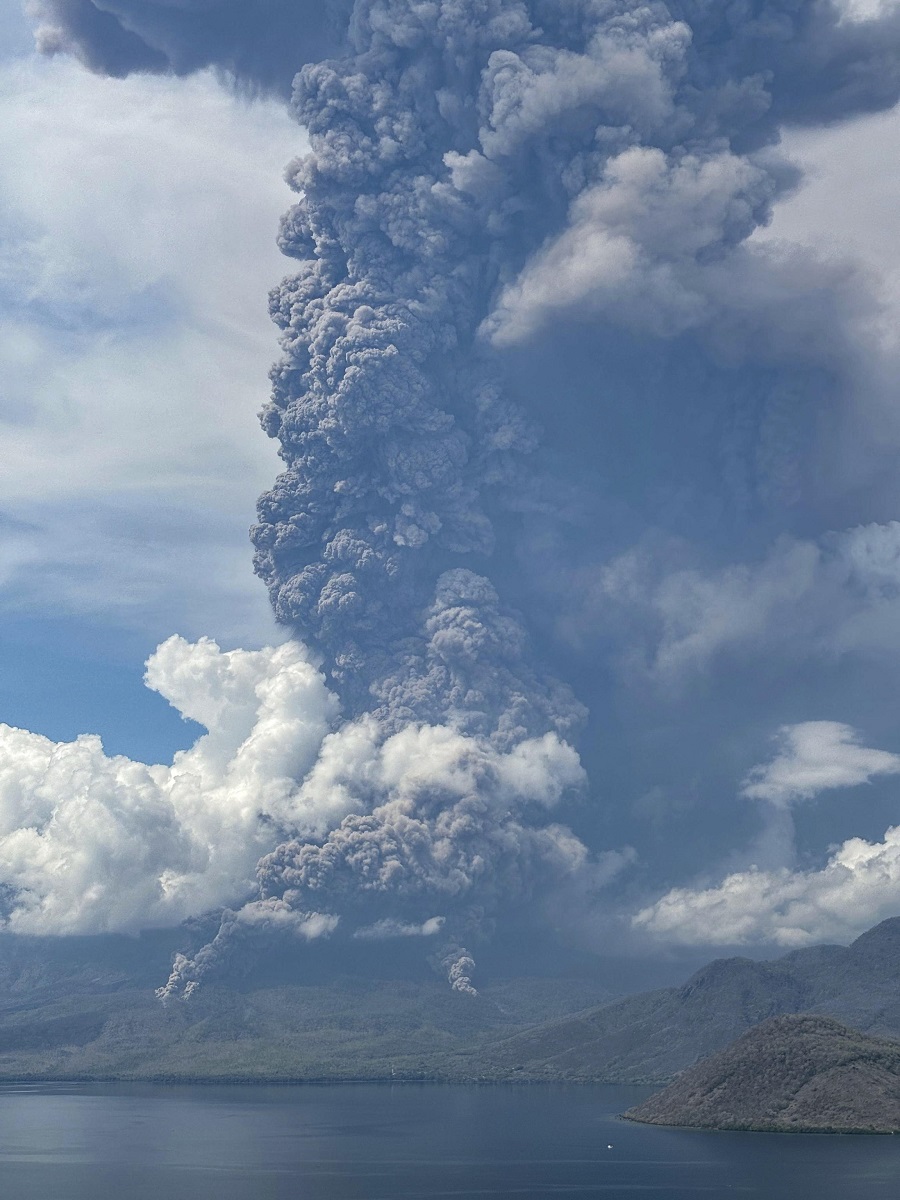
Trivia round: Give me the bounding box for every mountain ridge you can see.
[468,917,900,1082]
[1,918,900,1082]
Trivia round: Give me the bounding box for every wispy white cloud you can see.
[741,721,900,807]
[583,521,900,685]
[353,916,445,939]
[0,55,301,644]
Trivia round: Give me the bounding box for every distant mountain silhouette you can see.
[2,918,900,1082]
[474,918,900,1083]
[625,1015,900,1133]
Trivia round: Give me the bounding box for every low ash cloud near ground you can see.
[4,0,900,989]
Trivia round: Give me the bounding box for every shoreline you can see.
[621,1112,899,1136]
[0,1073,657,1088]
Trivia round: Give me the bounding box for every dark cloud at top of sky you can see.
[27,0,353,92]
[23,1,900,119]
[16,0,900,980]
[673,1,900,130]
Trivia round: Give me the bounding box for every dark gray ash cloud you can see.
[27,0,352,92]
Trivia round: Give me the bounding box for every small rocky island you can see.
[625,1014,900,1133]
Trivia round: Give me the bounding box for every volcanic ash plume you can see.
[154,0,900,996]
[24,0,900,990]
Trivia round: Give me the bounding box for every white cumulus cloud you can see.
[633,828,900,949]
[0,635,339,934]
[635,721,900,946]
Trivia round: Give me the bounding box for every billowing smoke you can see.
[19,0,900,984]
[439,943,479,996]
[155,660,593,997]
[247,0,900,727]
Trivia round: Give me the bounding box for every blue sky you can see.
[4,0,900,973]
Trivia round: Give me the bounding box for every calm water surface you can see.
[0,1081,898,1199]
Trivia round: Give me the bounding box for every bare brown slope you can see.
[625,1015,900,1133]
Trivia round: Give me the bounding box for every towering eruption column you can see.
[249,0,600,964]
[163,0,866,998]
[159,0,611,998]
[254,0,562,706]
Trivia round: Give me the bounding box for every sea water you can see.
[0,1081,898,1199]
